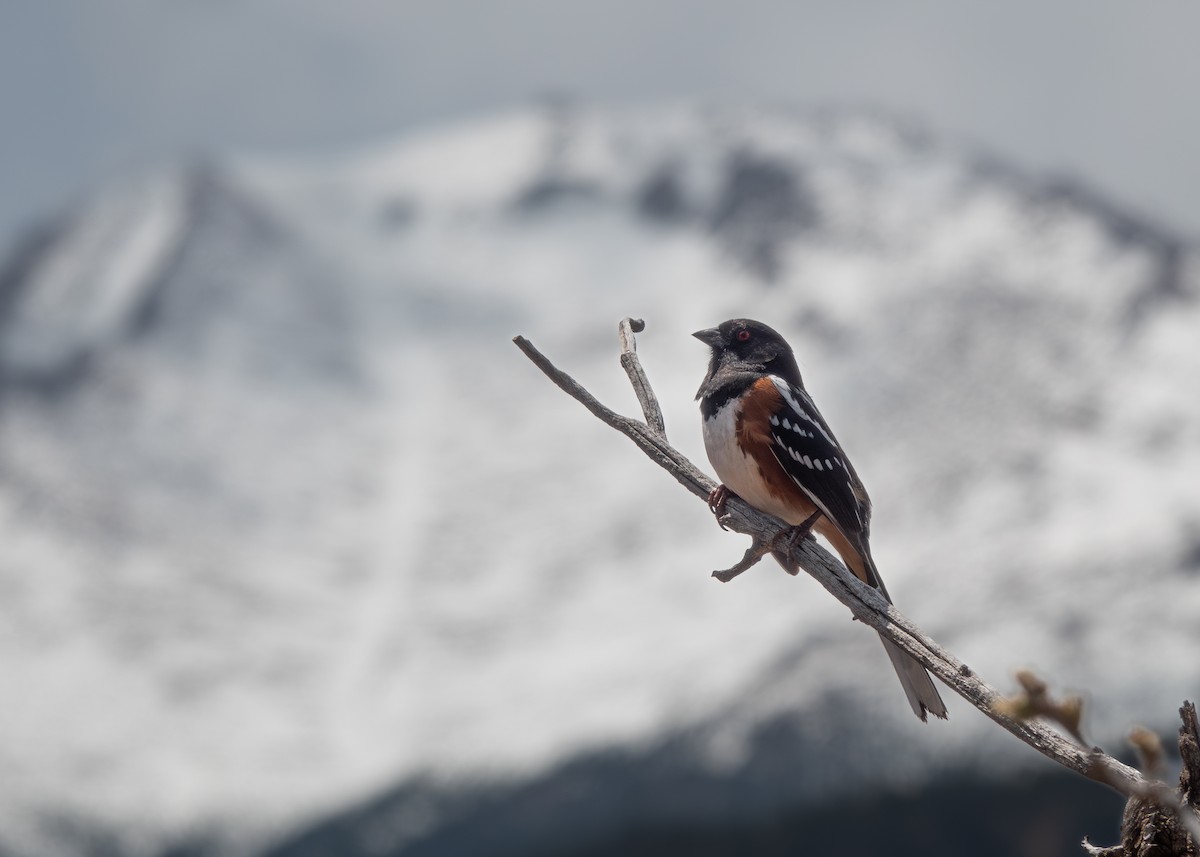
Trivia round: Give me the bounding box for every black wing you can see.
[764,376,872,540]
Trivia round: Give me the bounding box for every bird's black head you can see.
[693,318,804,401]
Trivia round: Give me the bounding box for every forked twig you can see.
[618,317,666,437]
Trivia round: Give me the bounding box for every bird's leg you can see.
[769,511,823,576]
[712,510,822,583]
[707,484,737,531]
[708,484,768,580]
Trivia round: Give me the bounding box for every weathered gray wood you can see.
[617,317,667,438]
[1180,702,1200,809]
[513,322,1199,848]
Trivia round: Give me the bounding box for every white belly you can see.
[701,400,805,524]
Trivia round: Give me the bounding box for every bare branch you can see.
[711,539,771,582]
[617,317,667,437]
[513,324,1153,803]
[513,334,711,502]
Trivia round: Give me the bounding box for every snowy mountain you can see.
[2,103,1199,857]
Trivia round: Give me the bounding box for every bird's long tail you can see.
[832,533,948,722]
[878,634,947,722]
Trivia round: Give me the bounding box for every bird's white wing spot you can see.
[768,376,836,445]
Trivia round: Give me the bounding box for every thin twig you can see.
[513,335,710,501]
[711,540,771,582]
[512,327,1149,801]
[617,317,667,437]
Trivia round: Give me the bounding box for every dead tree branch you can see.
[513,319,1198,853]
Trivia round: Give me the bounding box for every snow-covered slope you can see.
[1,103,1199,857]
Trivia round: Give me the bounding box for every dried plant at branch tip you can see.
[1129,725,1166,780]
[513,318,1200,853]
[993,668,1087,744]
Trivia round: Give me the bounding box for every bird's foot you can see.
[707,484,736,530]
[768,511,822,575]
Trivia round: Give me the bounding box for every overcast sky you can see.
[5,2,1200,245]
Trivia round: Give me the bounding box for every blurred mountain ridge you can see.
[1,102,1199,857]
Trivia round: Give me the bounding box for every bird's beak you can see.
[692,327,722,348]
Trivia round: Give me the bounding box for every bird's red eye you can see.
[737,329,752,342]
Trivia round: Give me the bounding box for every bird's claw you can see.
[768,511,822,574]
[707,484,733,530]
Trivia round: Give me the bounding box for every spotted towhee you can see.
[695,318,947,721]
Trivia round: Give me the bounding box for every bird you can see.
[694,318,947,721]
